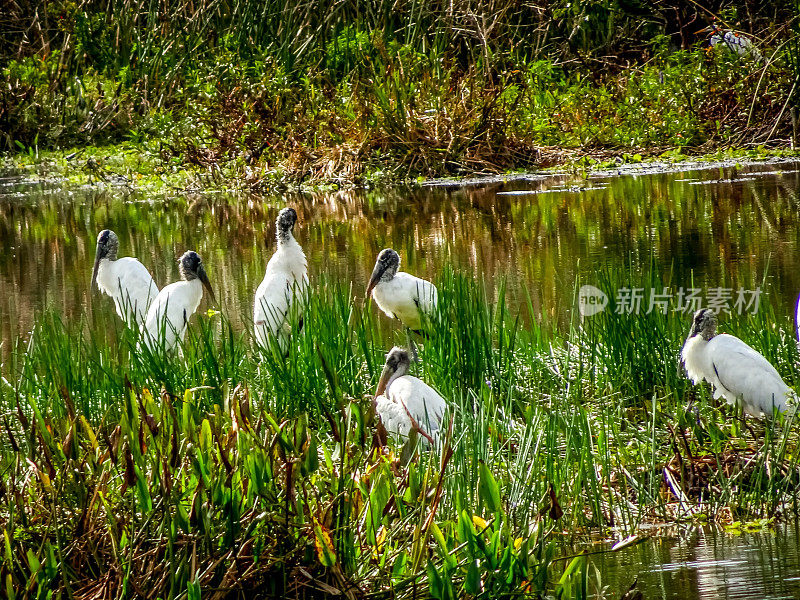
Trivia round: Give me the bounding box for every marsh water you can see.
[3,159,800,348]
[589,523,800,599]
[2,160,800,598]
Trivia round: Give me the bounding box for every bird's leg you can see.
[372,420,389,455]
[737,408,758,442]
[400,429,419,465]
[406,327,420,362]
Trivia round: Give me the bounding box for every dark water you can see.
[2,159,800,349]
[2,160,800,597]
[589,523,800,600]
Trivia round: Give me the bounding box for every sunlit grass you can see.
[1,267,798,597]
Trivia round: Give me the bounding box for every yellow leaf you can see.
[312,519,336,567]
[206,309,220,317]
[27,459,53,493]
[514,537,523,551]
[80,416,98,450]
[372,526,387,560]
[376,526,387,549]
[472,515,488,531]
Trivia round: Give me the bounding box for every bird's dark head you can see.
[366,248,400,298]
[385,346,410,372]
[91,229,119,290]
[95,229,119,260]
[276,207,298,243]
[690,308,718,341]
[179,250,216,302]
[375,346,411,397]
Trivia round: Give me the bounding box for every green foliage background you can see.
[2,1,799,181]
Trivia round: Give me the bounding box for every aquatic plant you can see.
[1,266,798,597]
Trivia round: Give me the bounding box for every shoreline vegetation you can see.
[2,1,800,598]
[3,2,800,190]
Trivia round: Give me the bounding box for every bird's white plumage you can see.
[95,257,158,328]
[682,332,794,417]
[376,374,446,442]
[253,235,308,351]
[372,273,437,331]
[710,29,759,58]
[142,279,204,352]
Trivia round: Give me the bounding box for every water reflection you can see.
[591,523,800,599]
[1,161,800,349]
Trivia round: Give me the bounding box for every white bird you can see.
[681,308,795,418]
[253,207,308,353]
[373,346,447,446]
[91,229,159,328]
[142,251,215,352]
[366,248,438,353]
[700,21,760,60]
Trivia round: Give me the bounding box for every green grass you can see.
[0,267,798,597]
[3,2,800,187]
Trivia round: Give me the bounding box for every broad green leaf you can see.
[479,461,501,513]
[426,560,443,600]
[26,549,40,576]
[464,559,482,595]
[187,579,201,600]
[199,419,213,456]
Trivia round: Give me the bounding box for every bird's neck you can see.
[700,329,716,342]
[387,363,409,389]
[179,266,198,282]
[686,332,712,347]
[381,267,397,283]
[277,229,294,246]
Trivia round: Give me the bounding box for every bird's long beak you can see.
[696,25,713,34]
[91,248,102,291]
[198,265,217,304]
[366,262,385,299]
[374,363,395,397]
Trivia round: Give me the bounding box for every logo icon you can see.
[578,285,608,316]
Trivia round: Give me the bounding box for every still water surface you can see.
[2,160,800,598]
[592,523,800,599]
[2,159,800,348]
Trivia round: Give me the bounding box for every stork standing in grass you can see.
[253,207,308,353]
[373,346,447,458]
[142,251,215,352]
[91,229,159,328]
[681,308,795,418]
[366,248,437,359]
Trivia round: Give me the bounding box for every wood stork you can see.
[91,229,159,328]
[253,207,308,353]
[142,251,215,352]
[373,346,447,448]
[366,248,437,358]
[681,308,795,418]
